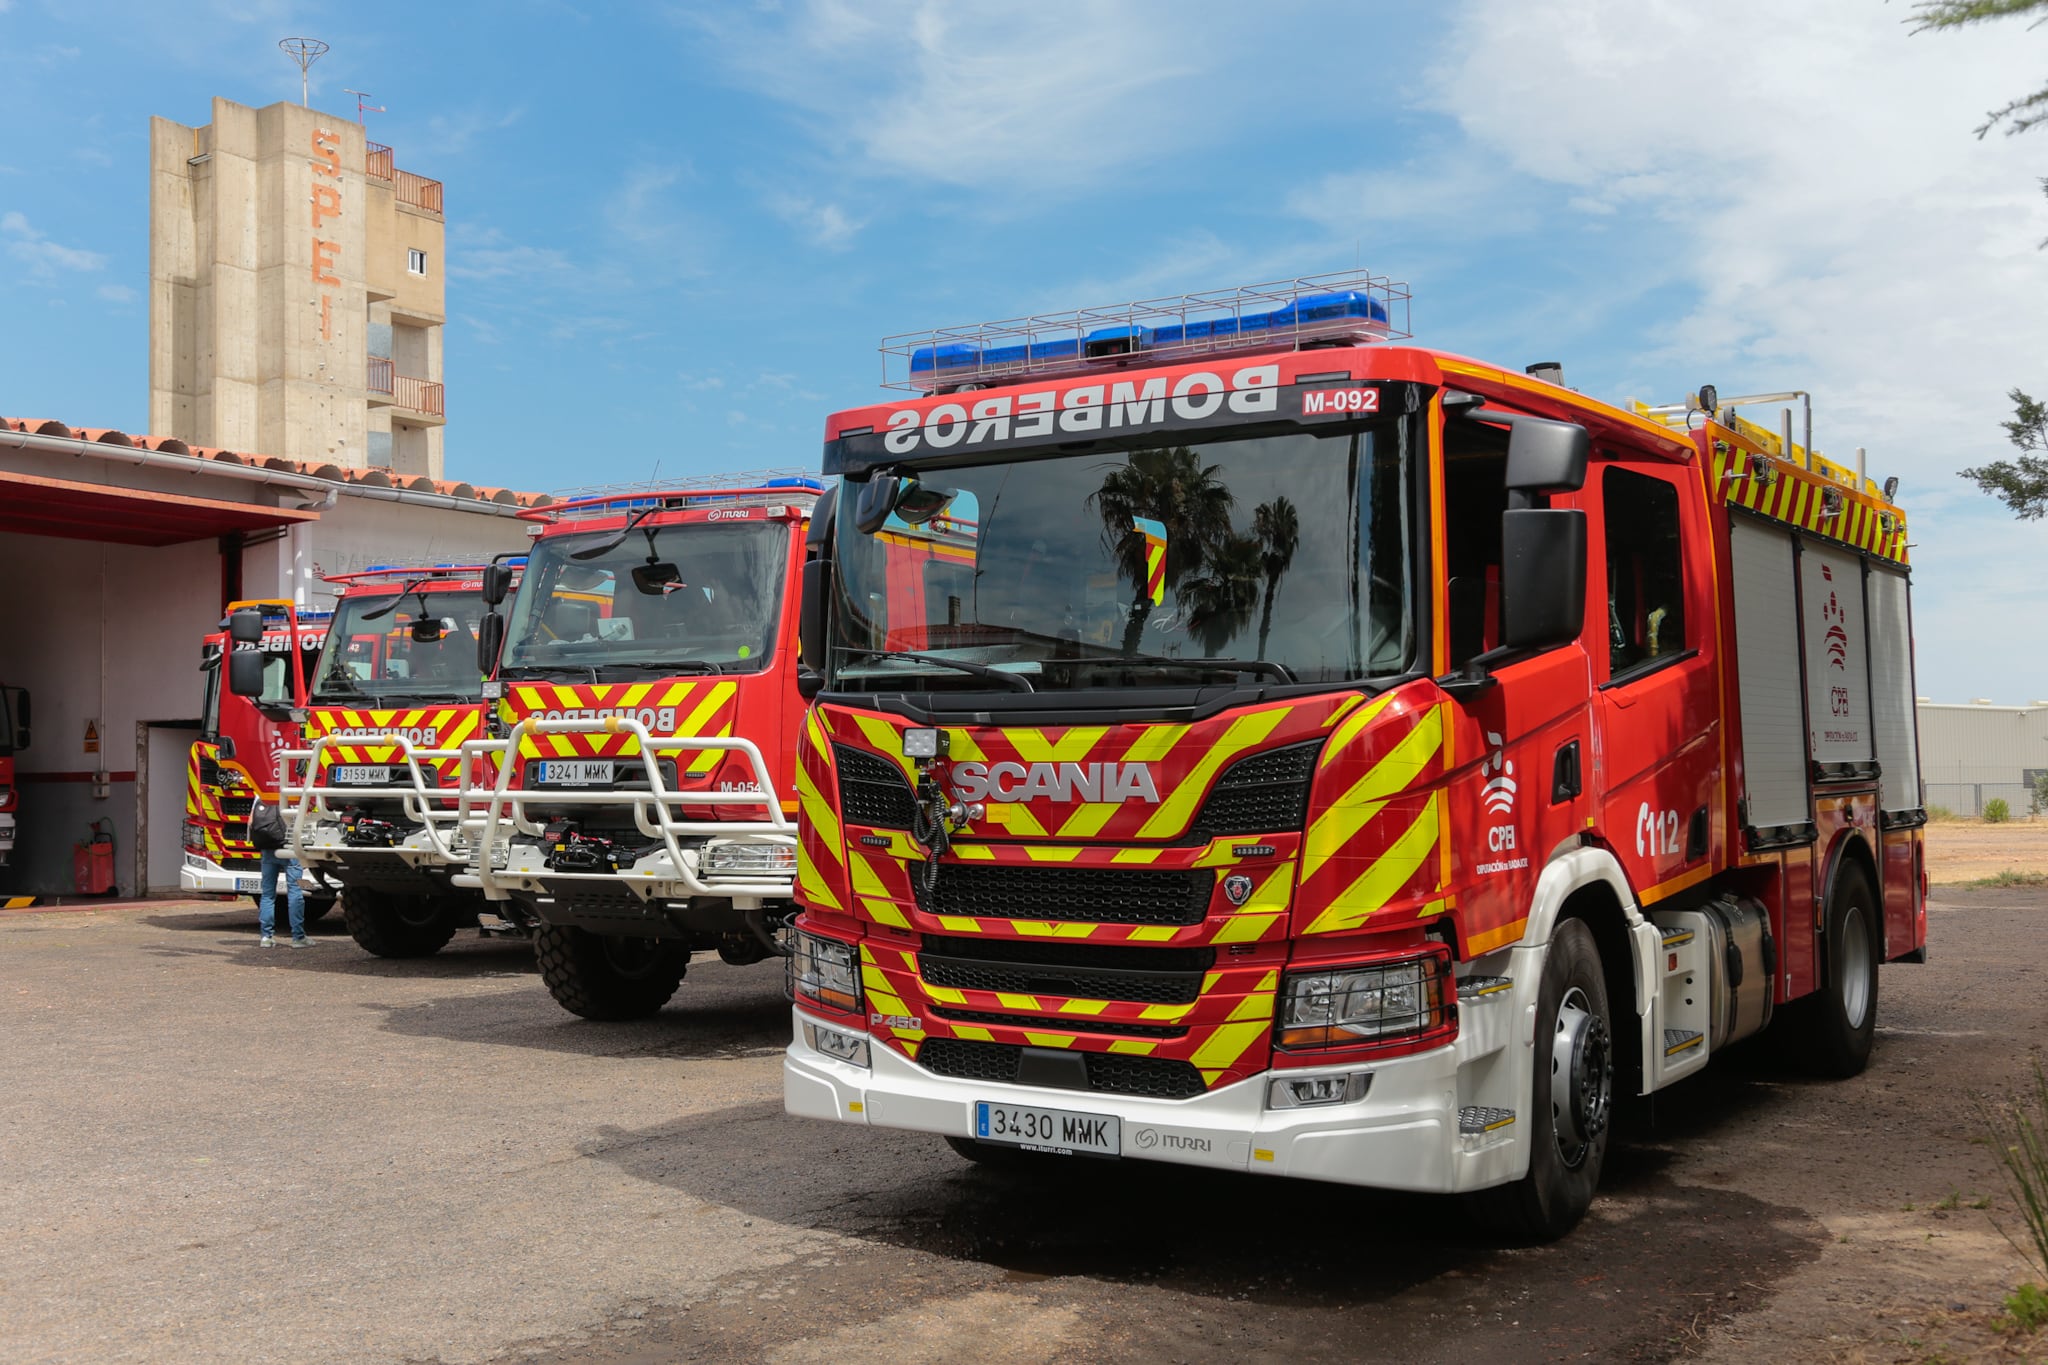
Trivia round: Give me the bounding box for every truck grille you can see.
[918,1038,1206,1100]
[913,864,1212,926]
[221,797,254,819]
[919,935,1213,1005]
[1186,739,1321,842]
[928,1006,1186,1040]
[834,745,916,829]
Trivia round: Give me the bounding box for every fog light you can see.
[1266,1072,1374,1109]
[902,727,945,760]
[183,851,209,871]
[703,841,797,874]
[803,1020,871,1068]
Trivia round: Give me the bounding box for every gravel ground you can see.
[1,890,2042,1364]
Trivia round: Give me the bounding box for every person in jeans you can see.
[247,796,314,948]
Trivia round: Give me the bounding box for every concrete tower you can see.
[148,97,447,477]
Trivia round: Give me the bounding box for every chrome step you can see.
[1660,928,1695,948]
[1662,1028,1705,1057]
[1458,1105,1517,1135]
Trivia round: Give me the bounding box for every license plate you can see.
[974,1100,1121,1157]
[332,765,391,785]
[235,877,260,893]
[537,759,615,786]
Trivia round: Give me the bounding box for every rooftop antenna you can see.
[343,88,386,126]
[279,37,329,108]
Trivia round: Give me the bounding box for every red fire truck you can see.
[0,683,29,867]
[271,566,510,957]
[782,273,1927,1241]
[183,602,335,917]
[457,480,820,1019]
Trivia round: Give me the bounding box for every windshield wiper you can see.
[597,660,724,675]
[1107,654,1297,684]
[839,649,1035,692]
[499,664,600,683]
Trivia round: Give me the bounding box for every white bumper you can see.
[294,818,464,872]
[464,833,796,903]
[785,1007,1525,1194]
[178,852,328,896]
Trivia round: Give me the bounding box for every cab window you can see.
[1603,466,1687,677]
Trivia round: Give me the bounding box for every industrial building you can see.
[149,97,448,478]
[1917,699,2048,817]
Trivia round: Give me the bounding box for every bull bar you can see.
[277,732,475,870]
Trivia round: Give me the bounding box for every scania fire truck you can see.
[271,566,511,957]
[454,480,820,1019]
[184,602,335,917]
[0,682,29,867]
[782,272,1927,1241]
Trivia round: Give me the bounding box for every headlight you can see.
[1277,951,1453,1050]
[703,841,798,874]
[182,820,206,851]
[802,1020,871,1067]
[791,929,863,1015]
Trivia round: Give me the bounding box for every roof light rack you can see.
[331,563,497,583]
[881,269,1410,394]
[534,475,828,522]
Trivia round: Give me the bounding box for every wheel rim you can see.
[1838,902,1873,1030]
[600,935,665,980]
[1550,985,1612,1170]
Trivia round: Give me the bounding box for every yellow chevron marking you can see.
[847,851,889,898]
[1189,1019,1267,1071]
[859,897,911,929]
[1012,921,1098,938]
[1137,707,1291,839]
[996,993,1041,1010]
[659,680,699,709]
[1211,912,1280,944]
[1106,1039,1158,1055]
[1319,693,1397,768]
[1057,999,1108,1016]
[1024,1033,1074,1048]
[1126,925,1180,943]
[945,728,987,763]
[1022,846,1082,863]
[1110,847,1165,865]
[983,801,1047,837]
[924,984,967,1005]
[620,683,652,708]
[796,850,844,912]
[686,720,733,776]
[953,1026,994,1042]
[937,916,981,932]
[796,764,842,858]
[1121,723,1192,764]
[677,681,737,734]
[853,715,916,781]
[954,844,996,860]
[1008,727,1110,765]
[1306,790,1444,934]
[1055,804,1119,839]
[1227,991,1275,1023]
[1302,705,1444,884]
[1139,1002,1195,1021]
[1244,864,1294,913]
[1321,694,1366,729]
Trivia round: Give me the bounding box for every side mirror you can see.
[228,648,268,698]
[481,563,514,606]
[10,688,28,750]
[477,612,506,676]
[1504,417,1590,506]
[216,735,236,760]
[227,608,265,644]
[852,477,899,535]
[1500,509,1587,651]
[797,665,824,701]
[800,558,830,673]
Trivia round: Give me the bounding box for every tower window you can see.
[407,248,427,276]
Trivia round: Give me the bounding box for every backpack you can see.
[248,798,289,853]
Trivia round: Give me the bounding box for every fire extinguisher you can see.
[73,818,116,896]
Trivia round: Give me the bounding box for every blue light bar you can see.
[889,270,1409,394]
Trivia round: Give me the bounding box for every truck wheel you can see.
[533,925,688,1020]
[1781,863,1880,1078]
[1465,917,1613,1244]
[342,885,458,958]
[302,896,336,926]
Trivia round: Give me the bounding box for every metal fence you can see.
[1924,782,2041,819]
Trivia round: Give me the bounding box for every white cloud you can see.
[767,191,862,250]
[1408,0,2048,701]
[2,211,106,280]
[96,283,136,303]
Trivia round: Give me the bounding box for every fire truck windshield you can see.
[827,418,1418,692]
[498,520,789,681]
[311,590,491,704]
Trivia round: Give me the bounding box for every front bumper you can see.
[294,816,466,874]
[785,1007,1516,1194]
[179,852,330,896]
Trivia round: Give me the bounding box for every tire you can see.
[1465,917,1615,1244]
[1781,863,1880,1078]
[342,885,459,958]
[533,924,689,1021]
[302,896,336,926]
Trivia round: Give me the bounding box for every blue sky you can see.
[2,0,2046,703]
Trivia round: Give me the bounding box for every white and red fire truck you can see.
[782,273,1927,1241]
[0,682,29,867]
[453,480,821,1019]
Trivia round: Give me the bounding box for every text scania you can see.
[539,706,678,731]
[882,364,1279,455]
[951,761,1160,804]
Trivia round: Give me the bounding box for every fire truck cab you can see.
[782,274,1927,1242]
[272,566,509,957]
[456,480,818,1019]
[185,602,334,913]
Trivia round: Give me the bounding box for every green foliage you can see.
[1928,802,1960,822]
[1909,2,2048,137]
[1976,1056,2048,1291]
[1985,796,2013,823]
[1963,390,2048,519]
[1997,1281,2048,1334]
